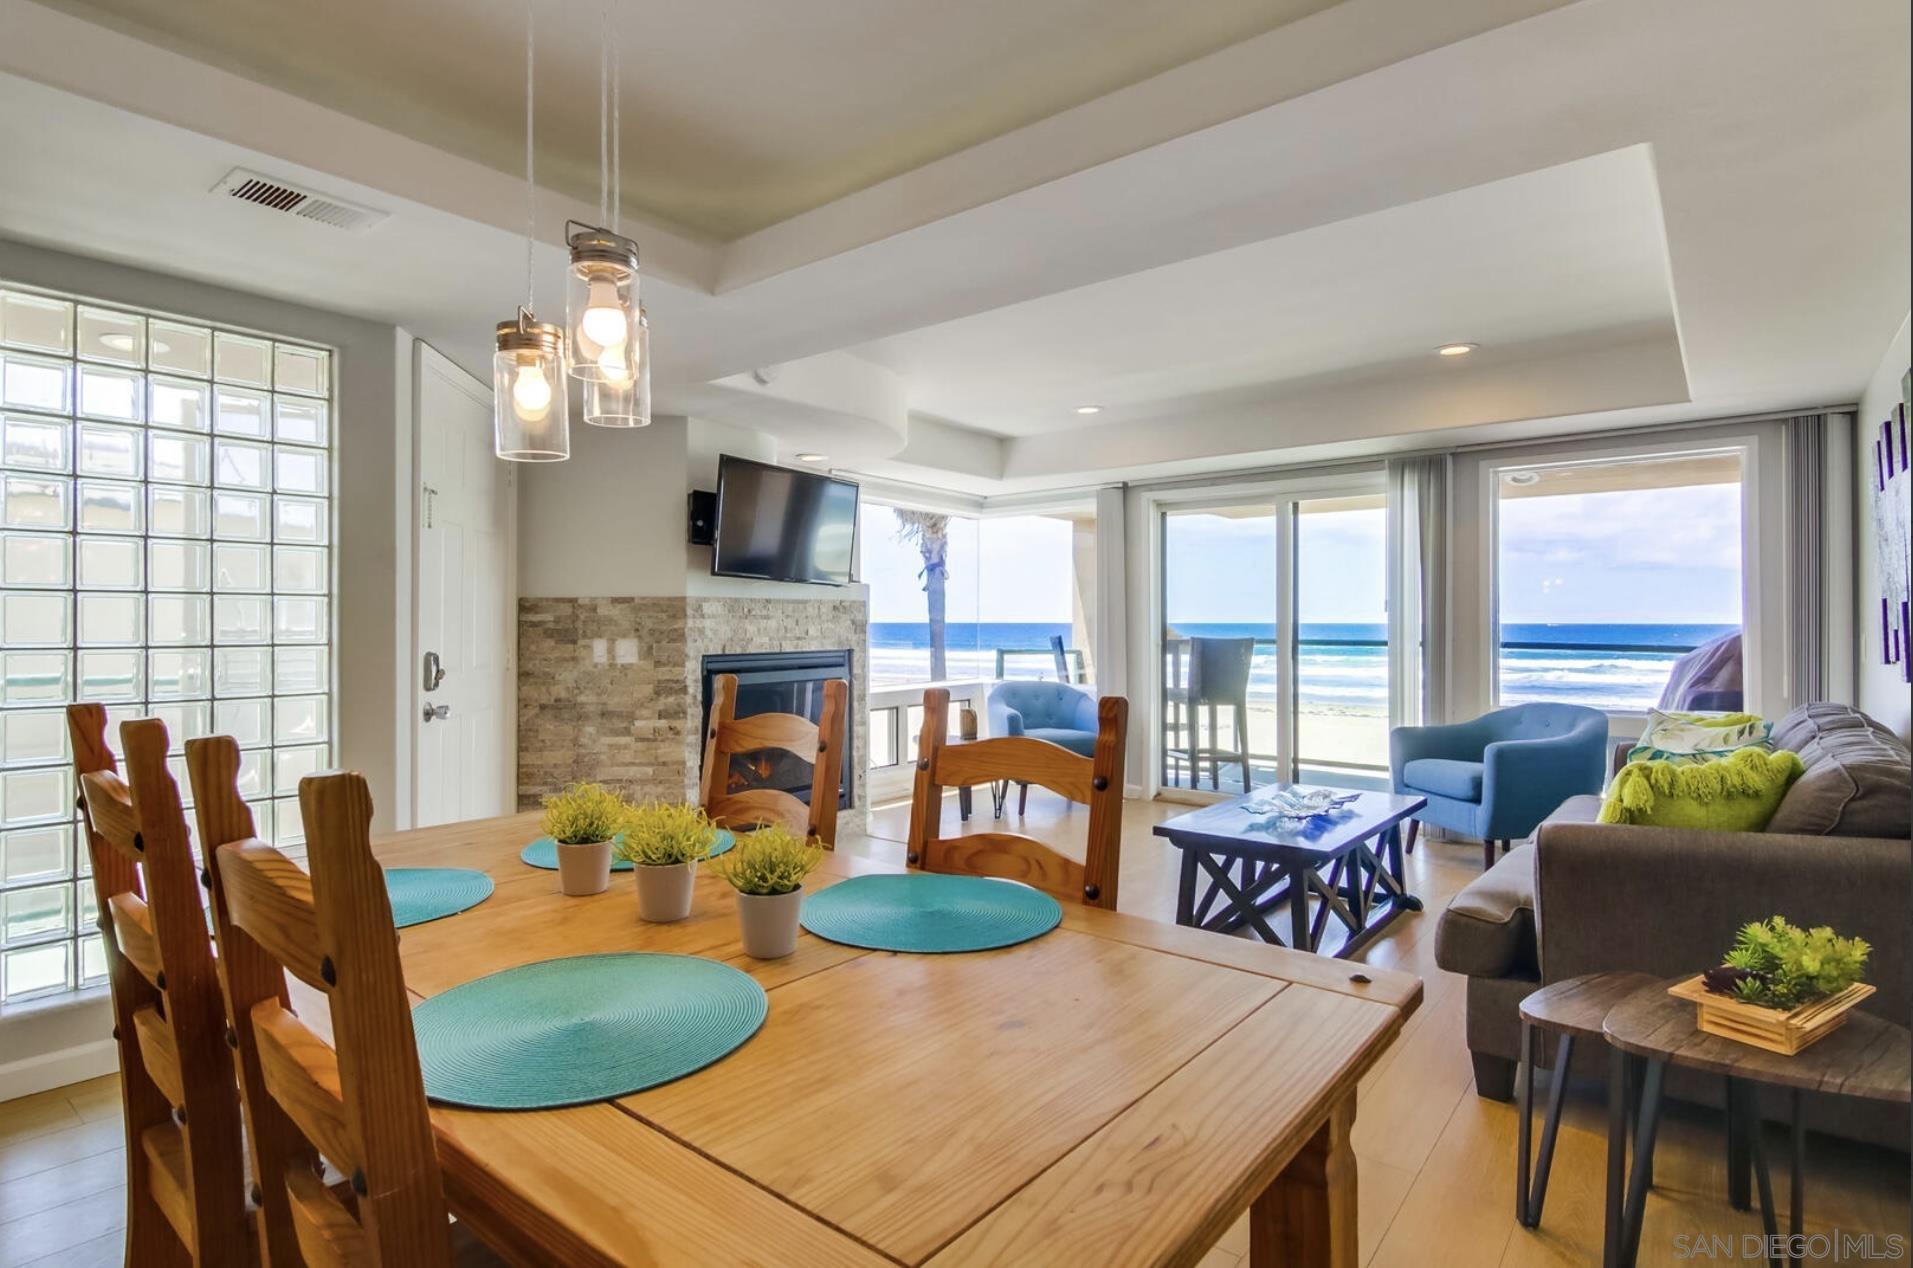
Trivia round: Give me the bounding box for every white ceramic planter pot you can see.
[635,860,697,922]
[735,887,805,959]
[554,839,614,896]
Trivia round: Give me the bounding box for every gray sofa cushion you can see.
[1434,844,1537,978]
[1767,703,1912,837]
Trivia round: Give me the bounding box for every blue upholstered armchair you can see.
[984,680,1099,817]
[1390,702,1608,869]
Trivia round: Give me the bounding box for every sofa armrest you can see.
[1534,822,1910,1022]
[1435,844,1538,979]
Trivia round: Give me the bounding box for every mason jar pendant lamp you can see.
[571,4,646,405]
[584,306,650,427]
[493,0,570,462]
[494,310,570,460]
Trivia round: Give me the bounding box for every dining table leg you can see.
[1250,1090,1358,1268]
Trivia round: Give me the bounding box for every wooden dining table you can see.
[360,811,1423,1267]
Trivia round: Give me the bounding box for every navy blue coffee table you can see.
[1152,786,1426,958]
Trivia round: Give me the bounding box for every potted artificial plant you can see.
[542,781,629,897]
[712,826,823,959]
[617,801,718,922]
[1669,916,1873,1054]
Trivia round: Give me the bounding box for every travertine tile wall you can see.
[518,595,868,830]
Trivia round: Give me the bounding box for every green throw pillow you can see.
[1598,747,1804,832]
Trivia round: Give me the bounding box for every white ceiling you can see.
[0,0,1905,495]
[29,0,1341,241]
[849,147,1677,437]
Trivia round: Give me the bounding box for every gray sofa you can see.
[1434,702,1911,1147]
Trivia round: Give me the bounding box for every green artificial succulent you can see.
[1708,916,1870,1010]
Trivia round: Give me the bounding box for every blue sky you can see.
[861,485,1742,627]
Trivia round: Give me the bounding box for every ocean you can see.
[868,621,1737,713]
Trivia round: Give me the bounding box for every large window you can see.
[0,284,334,1003]
[1494,450,1743,713]
[863,503,1089,689]
[862,502,1093,775]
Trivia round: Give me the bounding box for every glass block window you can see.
[1,284,332,1003]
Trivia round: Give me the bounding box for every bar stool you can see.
[1515,972,1657,1229]
[1163,636,1255,792]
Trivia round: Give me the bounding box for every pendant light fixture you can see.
[493,0,570,462]
[571,3,645,412]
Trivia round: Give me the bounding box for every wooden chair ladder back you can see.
[904,688,1129,909]
[187,737,456,1268]
[67,704,251,1268]
[698,673,848,845]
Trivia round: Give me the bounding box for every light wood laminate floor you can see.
[2,789,1905,1266]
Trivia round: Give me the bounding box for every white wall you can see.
[518,413,868,603]
[0,236,415,1094]
[517,414,693,597]
[1854,312,1912,741]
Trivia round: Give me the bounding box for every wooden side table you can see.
[1516,972,1657,1230]
[1602,979,1912,1268]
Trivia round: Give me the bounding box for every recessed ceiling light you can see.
[1075,404,1102,415]
[1505,470,1541,487]
[1436,343,1479,357]
[795,452,827,463]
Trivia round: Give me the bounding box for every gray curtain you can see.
[1386,454,1452,728]
[1785,415,1828,704]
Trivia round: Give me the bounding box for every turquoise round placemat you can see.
[518,829,733,872]
[412,953,767,1109]
[385,868,494,929]
[800,873,1062,953]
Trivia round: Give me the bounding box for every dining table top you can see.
[366,810,1424,1267]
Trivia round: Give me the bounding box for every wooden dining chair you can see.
[698,673,848,845]
[904,687,1128,910]
[186,737,469,1267]
[67,704,252,1268]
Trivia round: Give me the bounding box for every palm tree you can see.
[892,509,950,680]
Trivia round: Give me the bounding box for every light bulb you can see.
[511,362,552,419]
[580,277,628,349]
[598,343,633,385]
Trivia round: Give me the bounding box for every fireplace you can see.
[699,650,854,811]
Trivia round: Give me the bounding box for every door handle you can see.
[422,703,451,723]
[423,651,446,692]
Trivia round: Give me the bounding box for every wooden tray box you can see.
[1667,975,1876,1055]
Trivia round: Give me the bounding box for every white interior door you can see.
[414,343,515,826]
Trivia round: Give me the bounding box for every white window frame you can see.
[1141,467,1386,802]
[1479,434,1762,723]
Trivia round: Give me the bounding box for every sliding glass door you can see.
[1157,480,1391,799]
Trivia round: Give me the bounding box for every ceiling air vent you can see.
[212,169,387,232]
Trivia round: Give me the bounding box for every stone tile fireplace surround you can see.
[517,595,869,830]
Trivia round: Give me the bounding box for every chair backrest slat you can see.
[699,673,849,846]
[905,689,1128,909]
[934,736,1095,804]
[189,736,456,1268]
[67,705,252,1267]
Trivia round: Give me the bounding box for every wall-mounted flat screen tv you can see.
[711,455,859,586]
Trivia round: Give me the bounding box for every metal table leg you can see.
[1789,1087,1805,1248]
[1727,1077,1751,1210]
[1620,1057,1667,1267]
[1518,1025,1573,1229]
[1604,1046,1631,1268]
[1740,1079,1781,1268]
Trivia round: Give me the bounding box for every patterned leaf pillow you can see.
[1625,711,1773,767]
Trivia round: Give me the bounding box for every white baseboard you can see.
[0,1037,119,1102]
